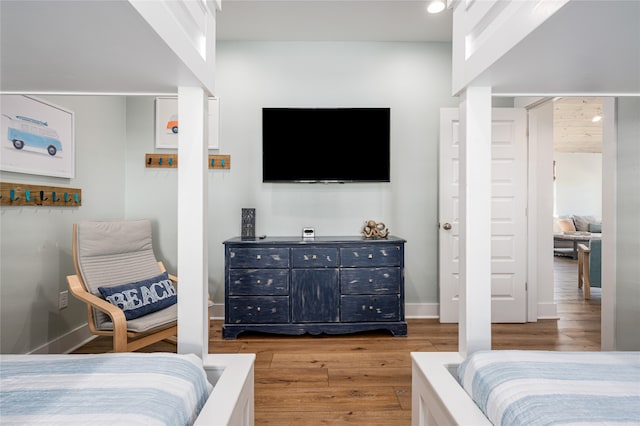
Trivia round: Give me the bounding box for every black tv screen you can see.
[262,107,390,183]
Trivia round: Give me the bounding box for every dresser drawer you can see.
[340,246,401,267]
[341,267,400,294]
[291,247,338,268]
[341,295,400,322]
[229,269,289,295]
[228,247,289,268]
[228,296,289,324]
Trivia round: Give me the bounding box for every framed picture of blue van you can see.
[155,96,220,149]
[1,95,75,178]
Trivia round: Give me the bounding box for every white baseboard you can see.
[29,324,96,354]
[405,303,439,318]
[536,302,559,320]
[211,303,224,320]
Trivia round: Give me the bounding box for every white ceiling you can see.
[0,0,452,95]
[216,0,453,42]
[1,1,637,96]
[0,0,206,94]
[472,1,640,96]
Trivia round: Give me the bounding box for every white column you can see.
[458,86,492,357]
[177,86,209,358]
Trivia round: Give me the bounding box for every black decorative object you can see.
[241,208,255,240]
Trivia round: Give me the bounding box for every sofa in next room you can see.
[553,215,602,259]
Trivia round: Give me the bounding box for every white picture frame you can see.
[155,96,220,149]
[0,95,75,178]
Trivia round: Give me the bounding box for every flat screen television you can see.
[262,107,390,183]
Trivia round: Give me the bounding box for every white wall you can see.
[0,95,127,354]
[554,152,602,218]
[124,41,458,310]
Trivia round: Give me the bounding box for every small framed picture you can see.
[155,96,220,149]
[0,95,75,178]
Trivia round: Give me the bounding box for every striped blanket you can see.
[457,350,640,426]
[0,353,213,426]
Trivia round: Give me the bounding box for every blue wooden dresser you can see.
[223,236,407,339]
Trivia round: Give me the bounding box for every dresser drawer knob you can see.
[311,254,317,260]
[256,306,261,312]
[256,254,262,260]
[256,279,261,285]
[368,306,374,311]
[368,254,373,259]
[368,278,374,283]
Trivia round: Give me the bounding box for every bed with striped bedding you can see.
[0,352,213,426]
[457,350,640,426]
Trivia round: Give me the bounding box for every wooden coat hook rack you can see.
[145,154,231,170]
[0,182,82,207]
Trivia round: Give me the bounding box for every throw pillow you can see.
[99,272,177,320]
[572,215,597,232]
[557,218,576,233]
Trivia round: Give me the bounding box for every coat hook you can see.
[52,191,58,203]
[147,157,152,165]
[64,192,69,203]
[25,190,32,202]
[74,193,80,203]
[211,158,215,167]
[168,157,173,166]
[10,189,19,202]
[39,190,48,202]
[158,157,163,165]
[221,158,225,167]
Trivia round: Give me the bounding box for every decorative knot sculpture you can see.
[361,220,389,239]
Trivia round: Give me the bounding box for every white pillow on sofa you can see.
[572,215,599,232]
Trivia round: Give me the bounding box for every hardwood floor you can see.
[73,256,600,425]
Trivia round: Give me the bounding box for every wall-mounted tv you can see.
[262,107,390,183]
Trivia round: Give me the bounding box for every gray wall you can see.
[217,41,458,306]
[615,97,640,350]
[1,95,127,353]
[125,41,459,308]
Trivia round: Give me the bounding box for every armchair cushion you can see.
[76,220,165,329]
[99,272,177,320]
[100,304,177,333]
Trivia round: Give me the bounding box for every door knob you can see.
[442,222,452,230]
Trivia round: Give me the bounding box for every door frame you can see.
[524,97,616,348]
[525,99,556,322]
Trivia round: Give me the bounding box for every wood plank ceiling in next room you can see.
[553,97,603,153]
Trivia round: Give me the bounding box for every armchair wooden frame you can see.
[577,243,592,299]
[66,223,178,352]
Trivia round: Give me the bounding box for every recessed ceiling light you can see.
[427,0,446,14]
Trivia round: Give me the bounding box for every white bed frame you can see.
[411,352,491,426]
[197,353,256,425]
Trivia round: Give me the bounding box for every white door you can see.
[439,108,528,323]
